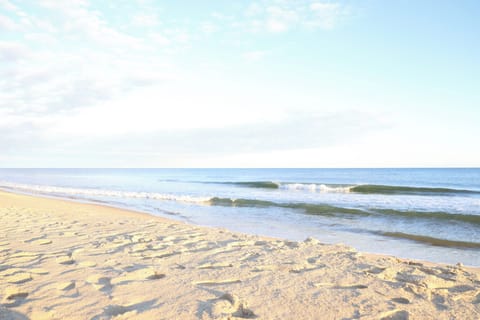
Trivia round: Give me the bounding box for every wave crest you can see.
[280,183,352,193]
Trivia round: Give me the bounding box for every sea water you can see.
[1,168,479,266]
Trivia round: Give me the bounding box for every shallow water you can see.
[1,168,479,266]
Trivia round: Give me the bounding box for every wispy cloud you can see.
[243,0,351,33]
[0,1,352,118]
[308,2,348,29]
[0,1,177,119]
[0,13,18,31]
[38,1,143,48]
[0,0,365,167]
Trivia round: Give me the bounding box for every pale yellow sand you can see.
[0,190,479,320]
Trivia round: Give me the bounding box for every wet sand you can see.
[0,190,479,319]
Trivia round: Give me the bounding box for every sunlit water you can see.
[1,168,479,266]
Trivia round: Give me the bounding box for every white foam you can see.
[280,183,353,193]
[0,182,211,204]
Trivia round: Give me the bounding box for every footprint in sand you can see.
[447,284,476,294]
[432,293,448,311]
[209,293,256,319]
[3,287,29,307]
[87,275,113,292]
[102,305,135,318]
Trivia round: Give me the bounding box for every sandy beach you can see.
[0,190,479,320]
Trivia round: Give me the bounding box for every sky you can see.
[0,0,479,168]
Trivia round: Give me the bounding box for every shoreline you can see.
[0,188,475,268]
[2,178,479,267]
[1,190,479,319]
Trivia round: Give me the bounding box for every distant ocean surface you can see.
[1,168,479,266]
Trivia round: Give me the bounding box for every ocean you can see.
[1,168,479,266]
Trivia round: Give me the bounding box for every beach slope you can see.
[0,190,479,319]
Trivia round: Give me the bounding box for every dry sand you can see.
[0,190,479,320]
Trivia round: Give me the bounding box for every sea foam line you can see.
[225,181,353,193]
[279,183,353,193]
[0,182,211,204]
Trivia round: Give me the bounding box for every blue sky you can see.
[0,0,479,167]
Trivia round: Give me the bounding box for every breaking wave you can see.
[218,181,480,196]
[2,181,479,226]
